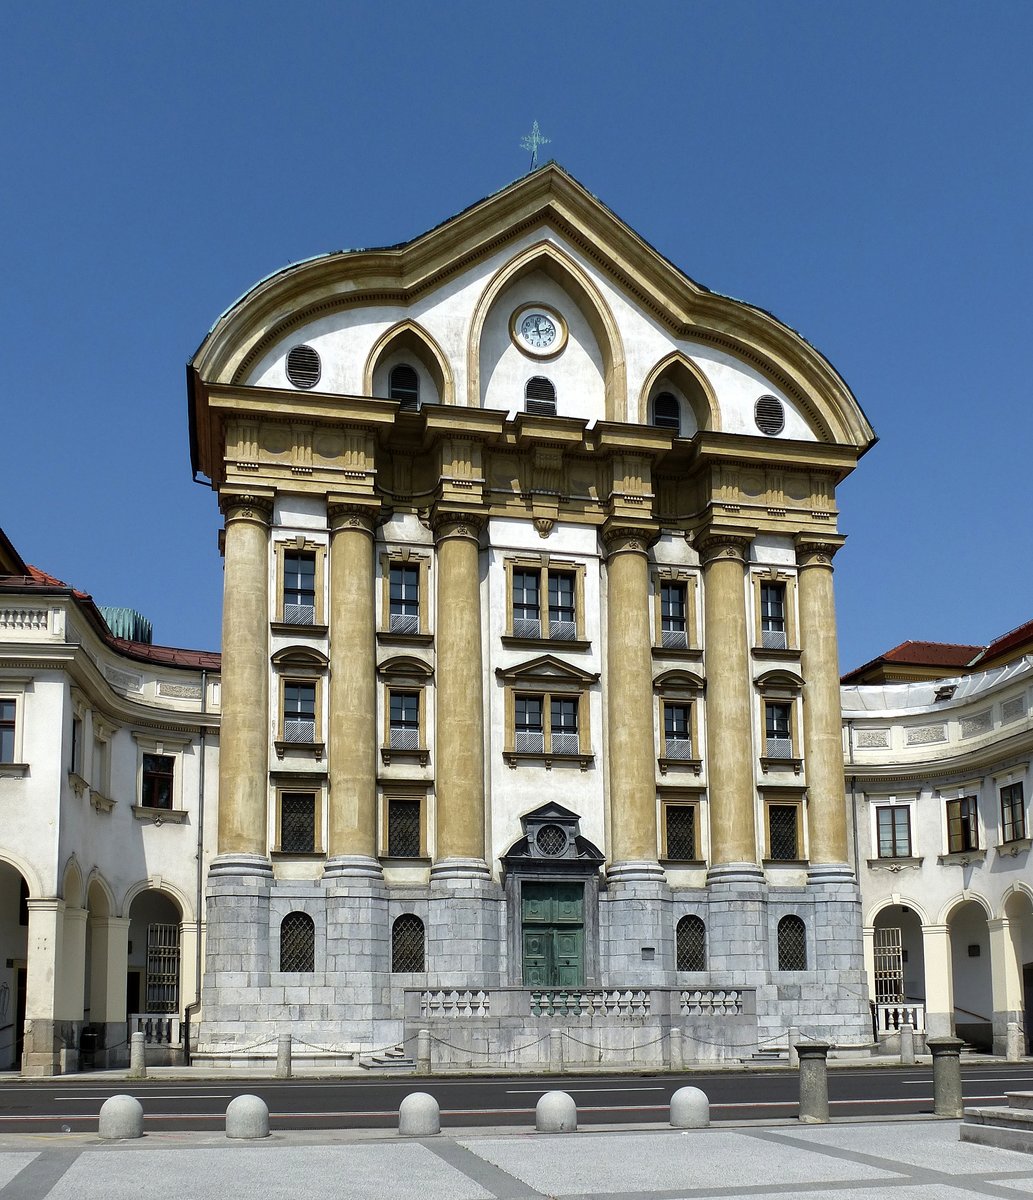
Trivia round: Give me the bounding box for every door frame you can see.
[505,871,600,987]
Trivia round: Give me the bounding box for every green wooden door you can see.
[521,882,584,986]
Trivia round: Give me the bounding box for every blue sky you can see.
[3,2,1030,672]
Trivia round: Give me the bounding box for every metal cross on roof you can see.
[520,121,551,171]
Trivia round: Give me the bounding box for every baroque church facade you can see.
[186,165,878,1064]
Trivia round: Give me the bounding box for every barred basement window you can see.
[286,344,320,389]
[676,915,706,971]
[389,364,420,410]
[777,915,807,971]
[279,912,315,972]
[525,376,556,415]
[392,914,425,972]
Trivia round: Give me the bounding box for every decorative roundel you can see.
[754,394,785,436]
[510,304,568,358]
[286,344,321,389]
[535,824,567,857]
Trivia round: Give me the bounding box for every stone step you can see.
[1006,1092,1033,1111]
[359,1043,416,1071]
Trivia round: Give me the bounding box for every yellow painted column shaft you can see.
[701,535,758,868]
[327,507,378,860]
[217,495,271,857]
[433,517,486,865]
[796,540,849,865]
[604,528,658,865]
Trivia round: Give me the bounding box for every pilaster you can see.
[21,898,64,1077]
[922,923,954,1038]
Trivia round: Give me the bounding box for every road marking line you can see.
[504,1087,665,1094]
[53,1094,234,1101]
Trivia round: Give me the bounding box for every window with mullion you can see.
[515,694,544,753]
[663,702,692,758]
[946,796,979,853]
[512,570,541,637]
[547,570,576,639]
[1001,783,1025,843]
[284,682,316,743]
[660,582,687,647]
[389,564,420,633]
[0,699,15,763]
[389,690,420,749]
[283,552,316,624]
[876,806,911,858]
[765,702,793,757]
[760,583,786,647]
[550,695,579,754]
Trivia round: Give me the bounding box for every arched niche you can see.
[86,872,115,918]
[468,242,624,420]
[62,855,84,909]
[638,352,720,434]
[364,320,454,407]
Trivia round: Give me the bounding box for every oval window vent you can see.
[286,344,321,389]
[755,395,785,436]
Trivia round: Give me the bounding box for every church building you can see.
[186,165,878,1065]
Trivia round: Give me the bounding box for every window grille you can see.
[284,603,315,626]
[280,792,316,854]
[652,391,680,432]
[525,376,556,415]
[286,344,320,389]
[516,730,545,753]
[551,732,579,755]
[388,797,422,857]
[873,926,905,1002]
[876,806,911,857]
[755,394,785,436]
[389,364,420,409]
[666,805,696,861]
[514,618,542,639]
[284,718,315,743]
[777,915,807,970]
[768,805,799,860]
[536,824,567,856]
[279,912,315,972]
[665,736,694,760]
[392,914,425,972]
[141,754,174,809]
[1001,783,1025,843]
[145,923,180,1012]
[676,914,706,971]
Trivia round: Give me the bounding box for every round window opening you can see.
[286,344,321,389]
[754,394,785,436]
[536,824,567,856]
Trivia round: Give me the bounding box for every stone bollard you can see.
[536,1090,577,1133]
[1007,1022,1025,1063]
[796,1041,831,1124]
[899,1022,915,1066]
[398,1092,440,1136]
[786,1026,800,1069]
[550,1029,564,1073]
[670,1086,709,1128]
[276,1033,292,1080]
[226,1094,270,1139]
[669,1027,684,1072]
[128,1031,147,1080]
[417,1029,431,1075]
[98,1094,144,1140]
[928,1037,964,1118]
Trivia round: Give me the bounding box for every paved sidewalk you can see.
[0,1120,1031,1199]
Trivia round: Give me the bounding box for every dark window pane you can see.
[389,364,420,409]
[280,793,316,853]
[388,797,422,857]
[666,805,696,861]
[141,754,174,809]
[392,914,425,971]
[653,392,680,432]
[777,915,807,970]
[768,805,798,860]
[279,912,315,972]
[676,914,705,970]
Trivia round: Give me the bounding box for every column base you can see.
[807,862,856,885]
[430,857,493,883]
[207,853,273,881]
[322,855,384,881]
[606,860,667,886]
[706,861,765,886]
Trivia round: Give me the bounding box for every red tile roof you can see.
[973,618,1033,668]
[879,640,983,667]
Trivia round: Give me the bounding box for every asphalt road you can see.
[2,1063,1033,1133]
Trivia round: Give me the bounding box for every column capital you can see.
[697,530,753,567]
[431,509,485,544]
[328,501,378,537]
[219,490,273,524]
[26,897,65,915]
[795,535,847,570]
[601,520,658,557]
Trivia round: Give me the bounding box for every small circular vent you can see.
[286,344,321,389]
[536,824,567,856]
[755,395,785,436]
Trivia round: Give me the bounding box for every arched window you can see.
[392,914,425,972]
[279,912,315,972]
[777,915,807,971]
[676,915,706,971]
[389,364,420,410]
[652,391,680,432]
[525,377,556,416]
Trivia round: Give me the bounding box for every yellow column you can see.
[796,537,850,870]
[922,923,955,1039]
[603,524,663,876]
[432,515,488,875]
[216,492,272,864]
[325,504,381,876]
[699,533,760,879]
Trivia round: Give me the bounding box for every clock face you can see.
[512,305,566,357]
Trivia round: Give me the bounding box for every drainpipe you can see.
[183,669,207,1065]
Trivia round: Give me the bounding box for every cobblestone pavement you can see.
[0,1120,1031,1199]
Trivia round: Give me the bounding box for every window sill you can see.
[379,855,431,867]
[270,621,328,636]
[503,750,594,772]
[658,756,703,776]
[501,635,591,652]
[67,770,89,797]
[937,849,986,866]
[763,858,809,868]
[760,756,803,775]
[274,740,326,762]
[380,746,430,767]
[998,838,1031,858]
[651,645,703,661]
[377,630,434,648]
[90,791,116,814]
[752,646,802,661]
[271,849,324,859]
[132,804,187,824]
[867,856,924,872]
[0,763,29,779]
